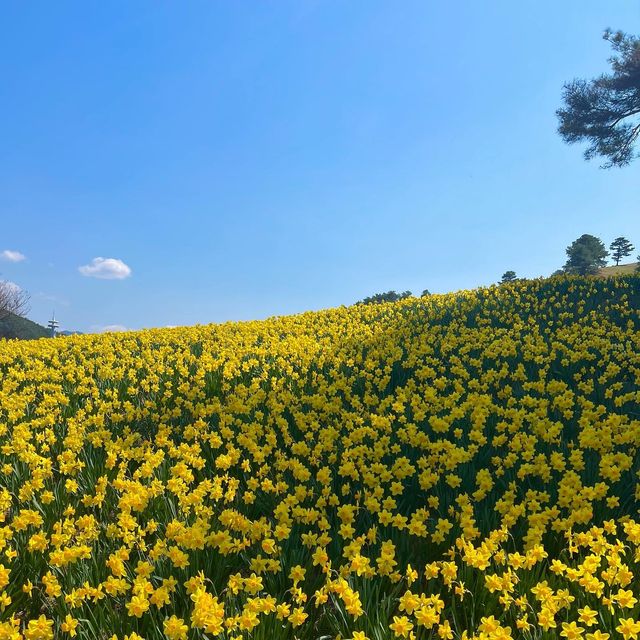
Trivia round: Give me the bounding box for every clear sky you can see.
[1,1,639,333]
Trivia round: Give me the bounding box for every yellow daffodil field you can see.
[0,275,639,640]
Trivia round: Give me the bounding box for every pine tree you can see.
[557,30,640,167]
[563,234,609,275]
[501,271,517,283]
[609,237,635,265]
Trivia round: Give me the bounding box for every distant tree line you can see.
[357,289,431,305]
[560,234,637,275]
[360,233,638,305]
[501,234,638,283]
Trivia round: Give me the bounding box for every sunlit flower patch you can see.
[0,275,638,639]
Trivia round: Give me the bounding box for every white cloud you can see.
[79,257,132,280]
[90,324,131,333]
[1,250,26,263]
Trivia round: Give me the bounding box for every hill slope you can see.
[0,312,49,340]
[598,261,638,277]
[0,275,638,639]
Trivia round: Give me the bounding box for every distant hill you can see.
[598,262,639,277]
[0,313,49,340]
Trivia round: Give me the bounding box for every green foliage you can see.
[557,30,640,167]
[500,270,517,283]
[562,234,609,275]
[609,236,635,265]
[358,291,413,305]
[0,312,48,340]
[421,289,431,297]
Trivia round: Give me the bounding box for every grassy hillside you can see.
[0,275,638,639]
[598,261,638,277]
[0,311,49,340]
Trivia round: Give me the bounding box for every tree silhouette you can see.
[0,280,30,321]
[358,291,413,305]
[563,234,609,275]
[557,30,640,167]
[609,237,635,265]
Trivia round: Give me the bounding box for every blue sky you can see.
[1,1,639,333]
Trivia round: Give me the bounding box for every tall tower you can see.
[47,312,59,338]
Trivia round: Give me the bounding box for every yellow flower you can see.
[415,605,439,628]
[126,595,150,618]
[276,603,291,620]
[42,571,61,598]
[478,616,500,634]
[538,608,557,631]
[561,621,585,640]
[617,619,640,640]
[437,620,453,639]
[25,615,54,640]
[60,615,79,637]
[288,607,308,627]
[389,616,413,638]
[614,589,638,609]
[190,588,225,635]
[163,615,188,640]
[576,607,598,627]
[289,565,306,583]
